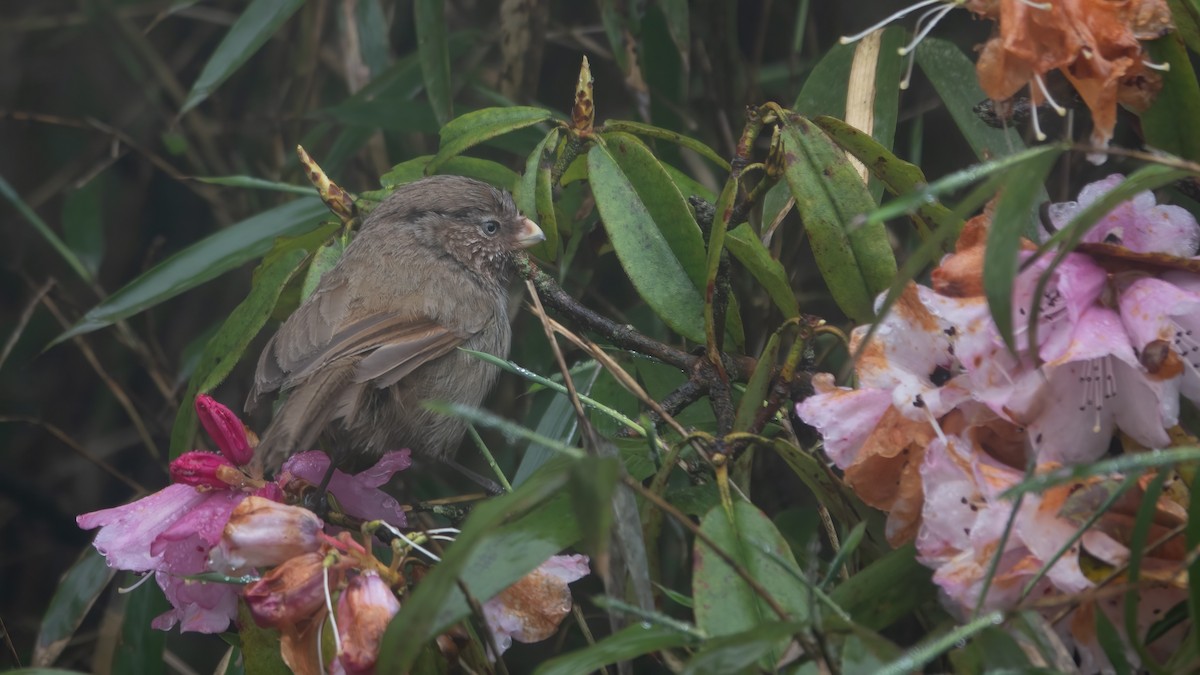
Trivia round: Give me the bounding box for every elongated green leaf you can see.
[513,361,603,486]
[169,247,310,457]
[299,238,345,301]
[813,115,961,241]
[693,501,810,668]
[414,0,452,126]
[194,175,315,195]
[768,439,860,528]
[725,223,798,318]
[1189,450,1200,657]
[181,0,305,113]
[1096,608,1134,675]
[569,455,619,562]
[2,174,93,284]
[112,573,169,675]
[237,604,290,675]
[428,107,554,174]
[601,131,746,345]
[377,461,581,672]
[680,621,810,675]
[54,197,326,344]
[514,128,561,260]
[1002,447,1200,497]
[829,543,933,630]
[33,548,114,667]
[1141,34,1200,162]
[915,38,1026,162]
[864,144,1060,227]
[658,0,690,64]
[1168,0,1200,54]
[734,332,780,432]
[535,622,697,675]
[62,180,105,278]
[983,147,1059,351]
[876,611,1006,675]
[587,143,707,342]
[381,155,521,192]
[780,116,897,322]
[601,120,730,170]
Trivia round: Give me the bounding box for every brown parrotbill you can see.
[247,175,545,473]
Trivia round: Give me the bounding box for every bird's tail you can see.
[253,361,357,474]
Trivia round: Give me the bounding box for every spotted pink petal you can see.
[280,450,411,526]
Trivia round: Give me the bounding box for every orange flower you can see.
[974,0,1172,150]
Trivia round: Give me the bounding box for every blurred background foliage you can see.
[4,0,1198,673]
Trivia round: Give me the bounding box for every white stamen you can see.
[424,527,463,535]
[1017,0,1052,8]
[900,49,918,90]
[923,405,948,445]
[1034,74,1067,117]
[898,2,958,56]
[117,572,155,594]
[1030,99,1048,141]
[1142,58,1171,72]
[378,521,443,562]
[324,565,343,655]
[839,0,947,45]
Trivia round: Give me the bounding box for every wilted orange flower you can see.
[974,0,1172,151]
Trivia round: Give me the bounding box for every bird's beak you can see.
[513,217,546,249]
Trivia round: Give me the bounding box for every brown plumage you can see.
[247,175,544,473]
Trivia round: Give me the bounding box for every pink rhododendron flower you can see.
[279,449,412,527]
[1119,273,1200,403]
[483,554,590,655]
[1046,174,1200,258]
[76,395,278,633]
[209,496,324,575]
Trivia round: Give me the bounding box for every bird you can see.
[247,175,544,474]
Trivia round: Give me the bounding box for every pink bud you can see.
[243,551,337,628]
[195,394,254,465]
[209,496,323,574]
[335,571,401,674]
[169,451,236,489]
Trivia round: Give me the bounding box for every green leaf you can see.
[516,128,562,260]
[169,247,310,458]
[1,174,93,284]
[428,107,554,174]
[354,0,390,76]
[829,543,934,631]
[875,611,1005,675]
[1189,447,1200,658]
[569,455,619,562]
[915,38,1027,162]
[381,155,521,192]
[733,332,780,432]
[767,438,860,533]
[725,223,798,318]
[1168,0,1200,54]
[1141,34,1200,162]
[414,0,452,126]
[33,547,115,667]
[181,0,305,113]
[813,115,962,242]
[377,461,580,672]
[693,501,810,668]
[779,116,897,322]
[982,147,1059,351]
[112,573,169,675]
[1096,608,1134,675]
[54,197,326,345]
[680,621,810,675]
[658,0,690,64]
[1003,446,1200,498]
[237,603,290,675]
[587,143,707,342]
[841,630,904,675]
[535,622,697,675]
[601,120,730,170]
[194,175,316,195]
[300,237,345,301]
[62,180,105,278]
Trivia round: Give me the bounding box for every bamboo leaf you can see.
[428,107,554,174]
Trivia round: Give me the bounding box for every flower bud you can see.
[195,394,254,465]
[243,551,337,628]
[335,571,401,674]
[169,451,236,489]
[210,496,323,574]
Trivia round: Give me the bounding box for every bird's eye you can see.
[481,219,500,236]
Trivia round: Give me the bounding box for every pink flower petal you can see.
[77,484,210,572]
[280,450,411,526]
[795,376,890,469]
[151,570,240,634]
[195,394,254,466]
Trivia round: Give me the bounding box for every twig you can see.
[525,280,599,450]
[0,278,54,373]
[0,416,147,494]
[40,294,162,460]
